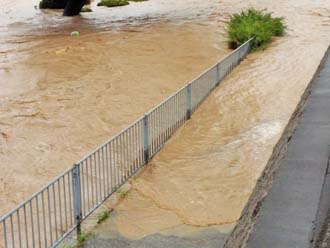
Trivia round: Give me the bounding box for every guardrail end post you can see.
[143,115,150,163]
[72,164,82,236]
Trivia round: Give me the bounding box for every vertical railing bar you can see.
[105,144,110,195]
[127,127,131,175]
[124,132,128,180]
[90,155,94,207]
[123,132,128,179]
[86,159,90,212]
[170,99,173,136]
[35,196,41,248]
[52,184,58,241]
[23,204,29,248]
[165,102,168,141]
[173,95,176,132]
[163,104,165,145]
[134,124,139,171]
[157,106,161,148]
[109,141,114,191]
[17,209,22,248]
[47,187,53,246]
[57,181,63,238]
[168,100,171,138]
[62,176,68,232]
[143,114,149,163]
[109,142,114,192]
[156,108,160,151]
[117,134,122,182]
[10,214,14,248]
[113,137,119,188]
[154,112,157,154]
[98,149,103,202]
[121,133,125,181]
[149,114,153,156]
[175,93,178,130]
[41,191,47,248]
[3,220,8,248]
[67,172,73,227]
[127,129,131,176]
[138,121,144,168]
[102,146,106,198]
[130,126,135,174]
[96,151,100,204]
[72,164,82,235]
[93,153,97,206]
[80,162,85,217]
[98,149,102,203]
[153,112,156,155]
[176,93,179,129]
[131,126,135,173]
[29,200,35,248]
[115,137,120,186]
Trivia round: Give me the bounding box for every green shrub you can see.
[227,8,286,51]
[97,0,129,7]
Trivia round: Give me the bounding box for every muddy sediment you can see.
[1,0,330,244]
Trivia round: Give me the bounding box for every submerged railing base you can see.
[0,38,253,248]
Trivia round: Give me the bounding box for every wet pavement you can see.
[84,228,227,248]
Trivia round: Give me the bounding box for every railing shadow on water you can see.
[0,38,253,248]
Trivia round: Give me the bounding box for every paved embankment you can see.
[244,48,330,248]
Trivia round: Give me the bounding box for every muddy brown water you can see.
[0,0,228,215]
[1,0,330,242]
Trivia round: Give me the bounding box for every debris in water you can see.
[71,31,80,37]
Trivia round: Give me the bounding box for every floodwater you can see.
[1,0,330,242]
[94,0,330,240]
[0,0,228,215]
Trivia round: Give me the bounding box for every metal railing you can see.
[0,38,253,248]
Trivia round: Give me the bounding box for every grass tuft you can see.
[77,232,94,247]
[115,188,129,199]
[97,0,129,7]
[97,210,110,224]
[227,8,286,51]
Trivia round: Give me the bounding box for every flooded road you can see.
[1,0,330,243]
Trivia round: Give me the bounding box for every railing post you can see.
[216,63,221,86]
[143,115,150,163]
[72,164,82,236]
[186,84,192,119]
[238,50,241,64]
